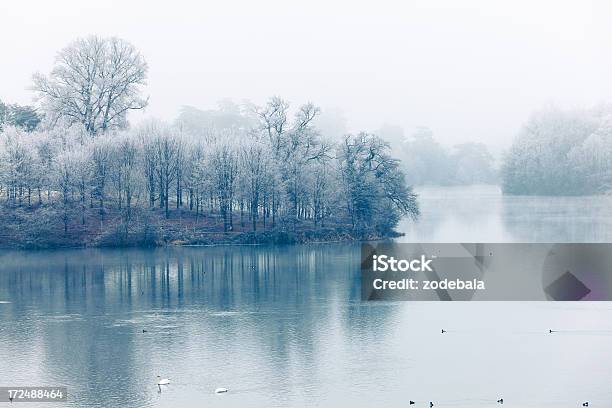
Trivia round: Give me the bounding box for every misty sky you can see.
[2,0,612,149]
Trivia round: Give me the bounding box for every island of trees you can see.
[0,36,419,248]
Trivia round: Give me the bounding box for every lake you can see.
[399,185,612,242]
[1,185,611,407]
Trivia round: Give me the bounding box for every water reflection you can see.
[0,245,403,408]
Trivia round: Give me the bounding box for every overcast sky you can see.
[2,0,612,148]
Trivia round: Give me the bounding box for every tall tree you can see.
[33,36,148,135]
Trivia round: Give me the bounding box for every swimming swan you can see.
[157,376,170,386]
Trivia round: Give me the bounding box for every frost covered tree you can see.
[338,133,419,235]
[401,127,451,185]
[240,138,270,231]
[501,106,612,195]
[33,36,148,135]
[211,142,238,232]
[0,128,36,206]
[55,149,77,233]
[112,134,142,218]
[90,136,113,218]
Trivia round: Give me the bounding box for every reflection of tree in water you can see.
[0,245,398,406]
[0,251,151,407]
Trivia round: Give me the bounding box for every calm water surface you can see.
[1,186,612,407]
[400,185,612,242]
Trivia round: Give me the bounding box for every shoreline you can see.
[0,225,403,250]
[0,204,402,250]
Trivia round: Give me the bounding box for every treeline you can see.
[502,106,612,195]
[378,125,498,186]
[0,98,418,246]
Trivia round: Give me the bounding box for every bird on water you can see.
[156,376,170,392]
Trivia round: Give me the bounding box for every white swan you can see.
[215,387,228,394]
[157,376,170,386]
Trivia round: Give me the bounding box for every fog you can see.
[2,0,612,150]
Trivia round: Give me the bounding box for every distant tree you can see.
[10,105,41,132]
[33,36,148,135]
[401,127,451,185]
[177,102,255,136]
[450,143,496,184]
[501,107,602,195]
[398,127,498,186]
[0,99,41,132]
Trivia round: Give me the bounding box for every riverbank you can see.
[0,206,400,249]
